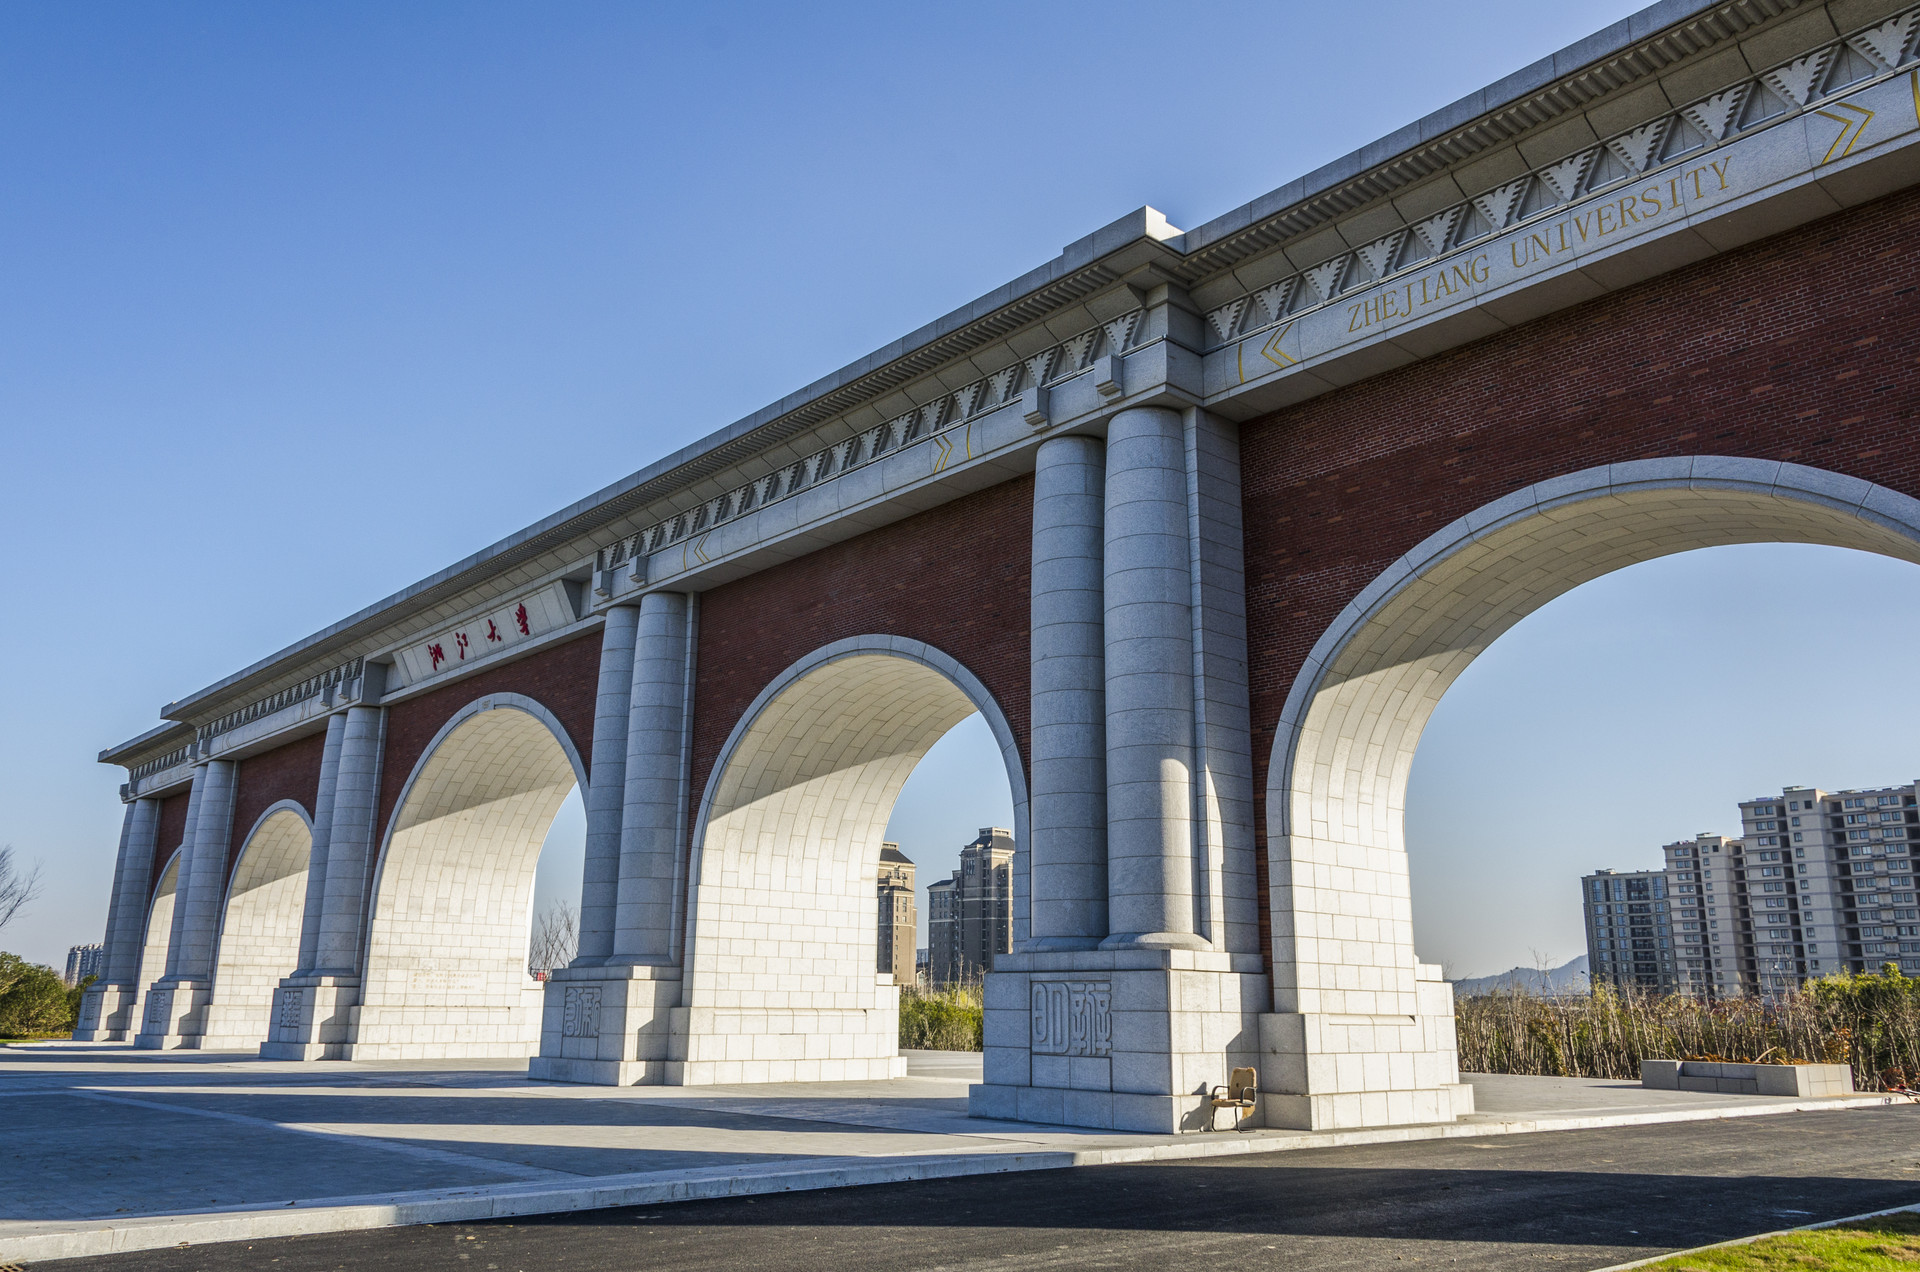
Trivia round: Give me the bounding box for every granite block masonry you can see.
[85,0,1920,1132]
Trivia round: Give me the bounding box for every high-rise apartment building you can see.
[927,874,958,984]
[926,827,1015,985]
[1583,782,1920,999]
[1736,783,1920,994]
[876,843,917,985]
[64,942,105,987]
[1582,865,1678,993]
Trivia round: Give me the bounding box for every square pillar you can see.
[528,966,681,1084]
[135,761,234,1050]
[970,948,1267,1132]
[1255,963,1476,1130]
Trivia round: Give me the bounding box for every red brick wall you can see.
[375,631,601,840]
[690,477,1034,814]
[1240,183,1920,961]
[228,730,327,881]
[150,791,192,900]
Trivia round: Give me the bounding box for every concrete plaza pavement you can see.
[35,1104,1920,1272]
[3,1041,1913,1263]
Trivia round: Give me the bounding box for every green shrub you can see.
[899,982,984,1051]
[0,952,77,1038]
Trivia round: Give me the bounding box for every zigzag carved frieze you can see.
[127,743,194,785]
[1201,7,1920,350]
[596,310,1144,574]
[195,657,365,748]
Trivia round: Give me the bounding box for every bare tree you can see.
[0,846,42,934]
[528,900,578,976]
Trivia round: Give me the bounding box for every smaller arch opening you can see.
[356,700,583,1060]
[684,644,1023,1084]
[202,806,311,1049]
[130,852,183,1033]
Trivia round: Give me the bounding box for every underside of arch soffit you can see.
[1323,486,1920,688]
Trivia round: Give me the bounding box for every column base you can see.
[132,979,210,1049]
[259,975,361,1061]
[969,1083,1215,1133]
[527,964,682,1085]
[1255,962,1476,1131]
[969,947,1268,1133]
[71,983,140,1042]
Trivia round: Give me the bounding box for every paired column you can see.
[72,797,161,1040]
[136,760,236,1047]
[533,592,692,1084]
[1100,406,1204,950]
[1024,408,1206,951]
[313,705,385,973]
[291,712,350,977]
[980,404,1265,1131]
[165,760,237,981]
[263,706,381,1060]
[612,591,693,964]
[573,604,642,966]
[1026,436,1109,949]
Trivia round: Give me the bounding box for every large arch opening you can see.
[1405,540,1920,992]
[200,804,311,1050]
[355,696,584,1060]
[1267,459,1920,1019]
[682,638,1026,1084]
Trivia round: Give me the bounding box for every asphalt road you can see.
[43,1105,1920,1272]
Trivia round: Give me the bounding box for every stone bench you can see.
[1641,1059,1854,1097]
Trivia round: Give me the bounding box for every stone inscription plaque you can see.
[144,987,173,1033]
[1031,979,1112,1056]
[562,984,602,1038]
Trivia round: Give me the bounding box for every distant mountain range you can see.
[1451,955,1589,997]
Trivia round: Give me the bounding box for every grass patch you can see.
[1638,1211,1920,1269]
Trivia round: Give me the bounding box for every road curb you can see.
[1,1092,1909,1263]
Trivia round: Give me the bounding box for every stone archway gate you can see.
[80,0,1920,1133]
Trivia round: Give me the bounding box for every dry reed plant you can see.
[1455,964,1920,1091]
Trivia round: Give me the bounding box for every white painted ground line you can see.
[1589,1200,1920,1270]
[0,1093,1909,1264]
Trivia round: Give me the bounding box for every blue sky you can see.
[7,1,1918,978]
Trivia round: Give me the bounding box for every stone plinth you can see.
[132,978,210,1050]
[1255,962,1475,1130]
[71,983,140,1043]
[969,948,1268,1133]
[259,976,361,1060]
[529,965,682,1085]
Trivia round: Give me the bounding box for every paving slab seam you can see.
[59,1089,577,1184]
[1587,1200,1920,1270]
[1,1092,1910,1263]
